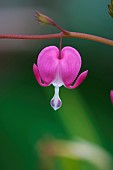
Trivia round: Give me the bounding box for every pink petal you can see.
[38,46,59,84]
[33,64,49,86]
[65,70,88,89]
[59,46,82,86]
[110,90,113,105]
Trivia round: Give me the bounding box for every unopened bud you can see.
[35,11,53,25]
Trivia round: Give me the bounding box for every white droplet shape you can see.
[50,86,62,110]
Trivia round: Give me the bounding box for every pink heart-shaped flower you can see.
[33,46,88,110]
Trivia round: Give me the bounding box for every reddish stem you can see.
[58,37,63,59]
[0,32,113,46]
[0,33,63,39]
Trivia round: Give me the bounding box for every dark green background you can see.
[0,0,113,169]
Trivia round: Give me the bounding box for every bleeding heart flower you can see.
[110,90,113,105]
[33,46,88,110]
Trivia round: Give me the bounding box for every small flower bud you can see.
[35,11,53,25]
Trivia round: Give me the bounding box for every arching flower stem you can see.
[0,32,113,46]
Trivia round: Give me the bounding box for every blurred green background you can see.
[0,0,113,170]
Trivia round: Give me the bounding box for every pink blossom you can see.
[33,46,88,110]
[110,90,113,105]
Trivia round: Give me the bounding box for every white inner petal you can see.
[52,73,64,87]
[50,73,64,110]
[50,86,62,111]
[54,86,59,105]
